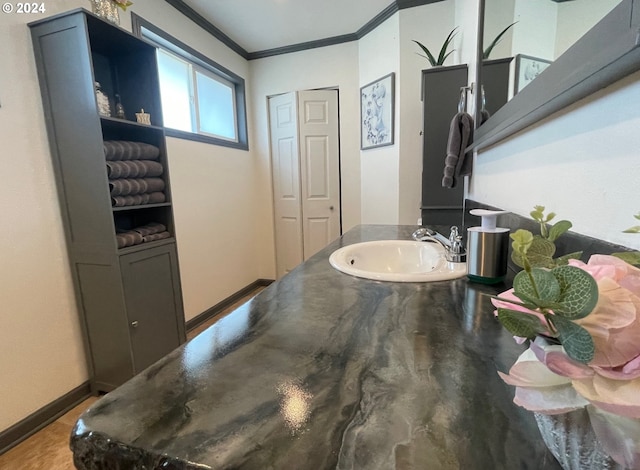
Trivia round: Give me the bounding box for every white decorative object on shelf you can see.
[135,109,151,125]
[95,82,111,117]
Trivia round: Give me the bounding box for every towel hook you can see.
[458,87,468,113]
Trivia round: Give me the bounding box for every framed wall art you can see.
[360,73,395,150]
[514,54,552,94]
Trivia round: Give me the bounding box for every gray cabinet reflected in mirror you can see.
[474,0,639,150]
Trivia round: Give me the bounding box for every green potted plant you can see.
[412,27,458,66]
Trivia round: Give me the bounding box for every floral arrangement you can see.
[113,0,133,10]
[491,206,640,468]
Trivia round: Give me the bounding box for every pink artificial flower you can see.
[497,255,640,419]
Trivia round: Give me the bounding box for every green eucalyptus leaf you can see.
[497,308,546,339]
[513,268,561,306]
[511,250,526,269]
[531,206,545,221]
[525,236,557,268]
[623,226,640,234]
[612,251,640,267]
[635,213,640,221]
[545,212,556,223]
[548,220,572,242]
[511,229,534,253]
[552,265,599,319]
[553,251,583,266]
[552,316,595,364]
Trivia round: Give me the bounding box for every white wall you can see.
[398,1,456,224]
[359,14,402,224]
[396,0,479,225]
[469,70,640,251]
[124,3,263,322]
[249,41,362,277]
[0,0,90,432]
[555,0,620,59]
[0,0,261,431]
[482,0,515,60]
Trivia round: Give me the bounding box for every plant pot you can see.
[534,408,624,469]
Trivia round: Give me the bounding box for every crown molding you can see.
[164,0,444,60]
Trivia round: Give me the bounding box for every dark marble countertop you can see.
[71,225,562,470]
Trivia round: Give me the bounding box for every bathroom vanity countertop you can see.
[71,225,562,469]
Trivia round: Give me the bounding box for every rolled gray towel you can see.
[143,177,165,193]
[134,222,167,237]
[146,192,166,204]
[116,231,143,248]
[103,141,160,161]
[109,178,165,196]
[142,231,171,243]
[111,191,165,207]
[106,160,164,179]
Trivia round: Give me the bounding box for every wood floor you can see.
[0,289,263,469]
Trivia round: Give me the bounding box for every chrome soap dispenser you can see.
[466,209,510,284]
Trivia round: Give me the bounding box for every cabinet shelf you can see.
[101,116,164,132]
[112,202,171,212]
[117,237,176,255]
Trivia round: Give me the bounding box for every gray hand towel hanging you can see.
[441,111,473,189]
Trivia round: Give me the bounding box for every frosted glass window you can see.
[140,21,247,150]
[156,50,194,133]
[195,71,237,141]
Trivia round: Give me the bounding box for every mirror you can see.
[483,0,622,98]
[473,0,640,149]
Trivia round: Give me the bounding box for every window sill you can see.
[165,128,249,151]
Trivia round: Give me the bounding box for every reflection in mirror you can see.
[480,0,622,117]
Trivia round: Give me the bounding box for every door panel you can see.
[269,90,340,277]
[305,136,329,198]
[277,138,298,198]
[298,90,340,259]
[306,217,332,258]
[269,93,303,277]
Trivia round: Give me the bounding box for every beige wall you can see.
[359,14,402,224]
[0,0,262,431]
[1,0,89,431]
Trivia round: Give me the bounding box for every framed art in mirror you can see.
[514,54,552,95]
[360,73,395,150]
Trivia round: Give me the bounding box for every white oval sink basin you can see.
[329,240,467,282]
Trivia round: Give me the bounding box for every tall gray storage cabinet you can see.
[30,9,186,394]
[421,65,468,227]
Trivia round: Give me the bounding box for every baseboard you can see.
[185,279,273,332]
[0,381,91,455]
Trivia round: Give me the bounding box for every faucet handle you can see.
[449,226,459,244]
[446,226,466,263]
